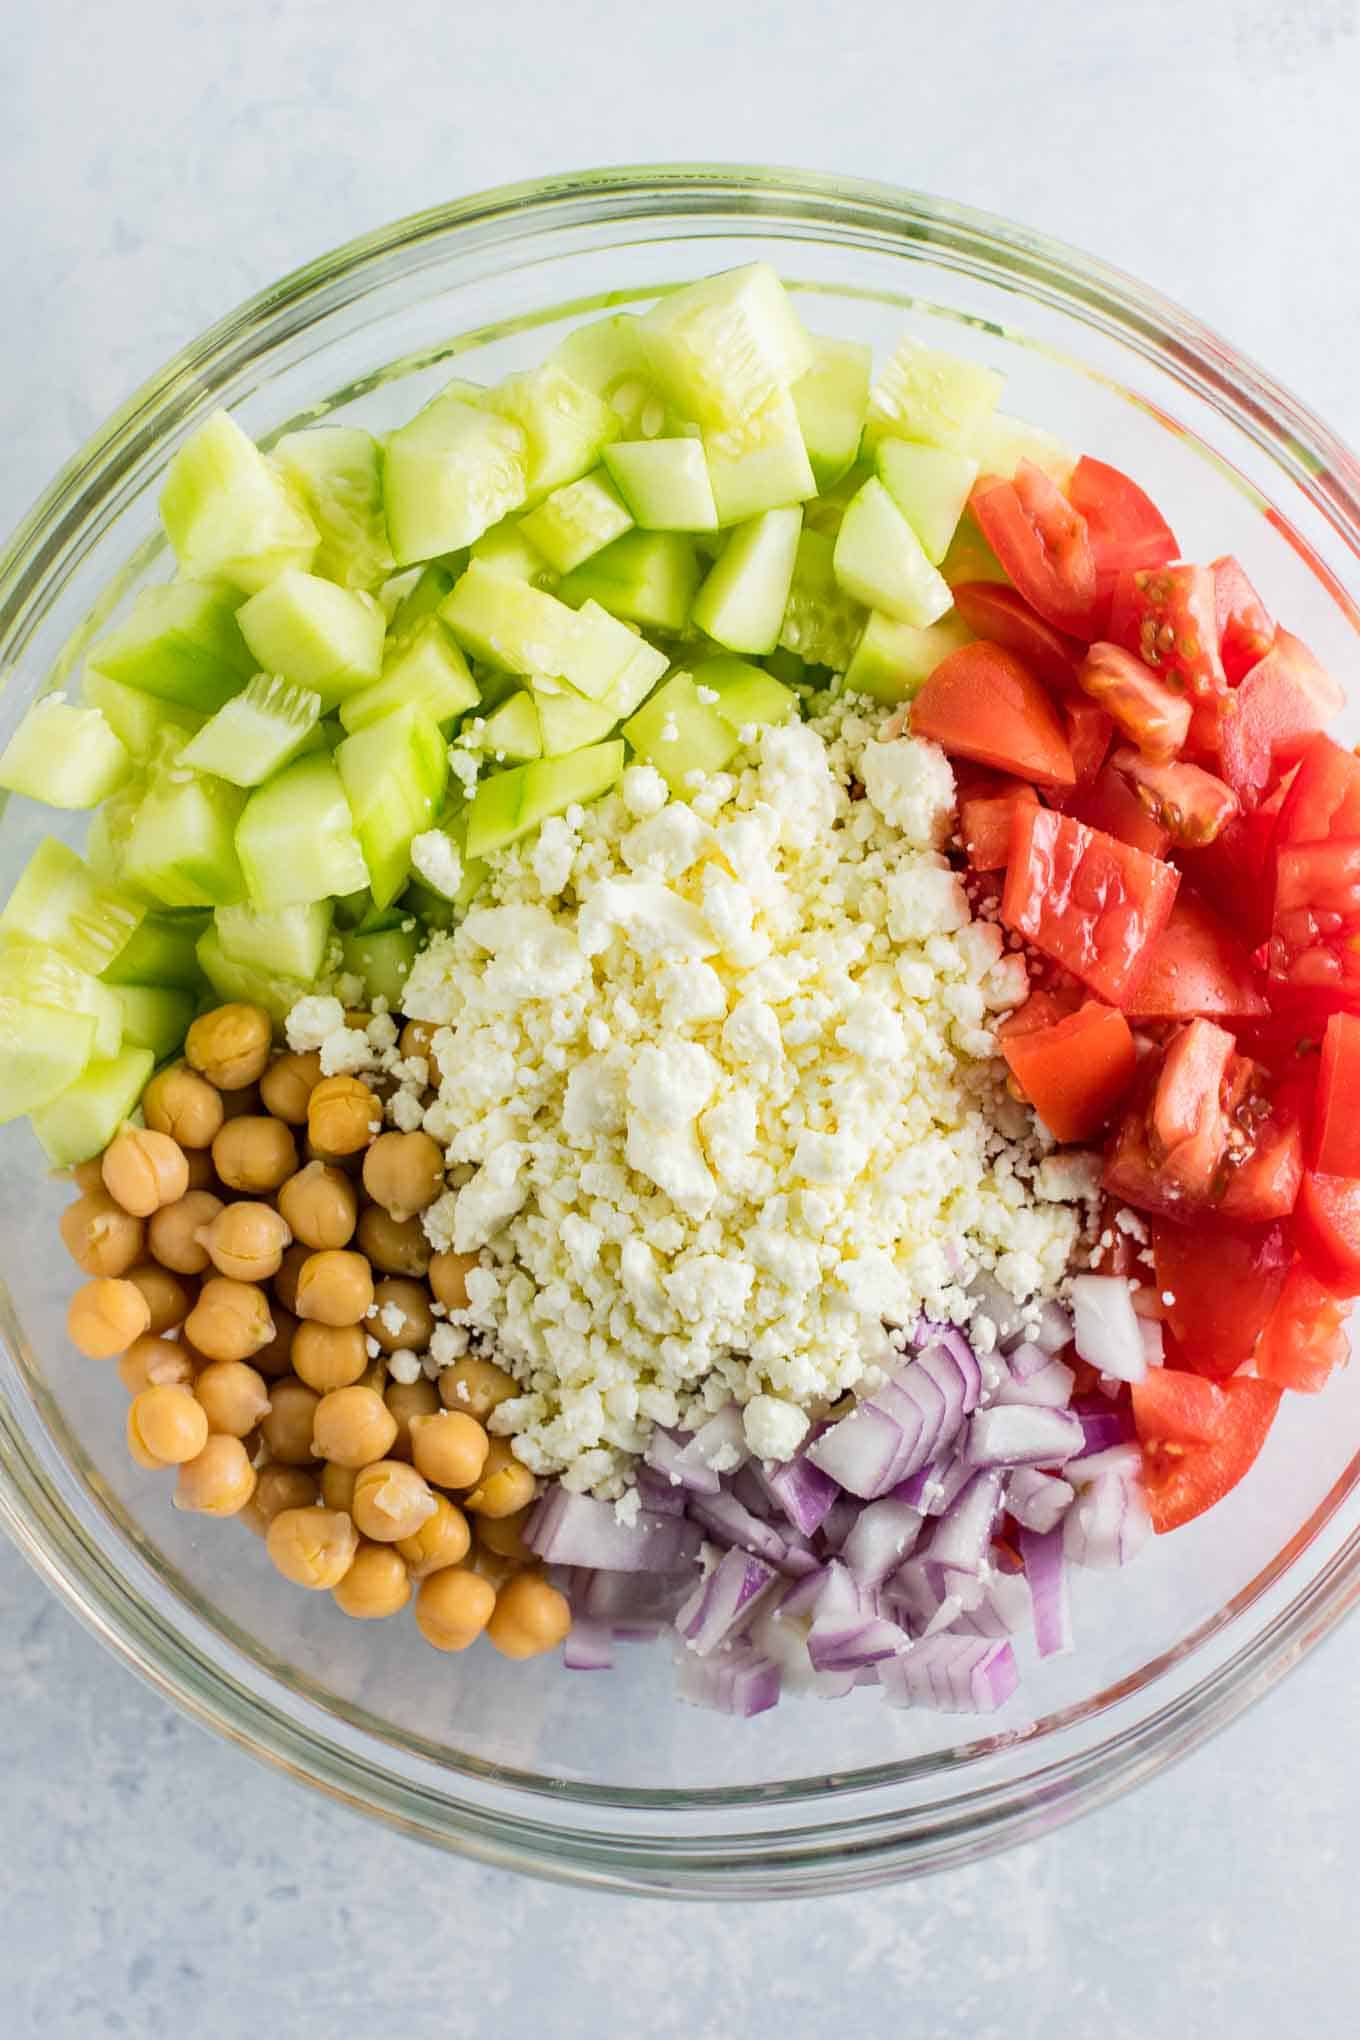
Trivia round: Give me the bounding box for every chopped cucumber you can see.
[843,608,974,704]
[553,314,665,434]
[833,479,953,628]
[195,925,302,1028]
[556,531,701,634]
[408,810,486,908]
[603,440,718,532]
[876,441,979,566]
[967,411,1075,485]
[690,656,798,733]
[0,839,144,976]
[179,674,321,786]
[520,471,634,573]
[215,899,333,982]
[273,425,394,590]
[83,774,145,889]
[691,507,802,656]
[160,410,318,592]
[236,570,385,711]
[335,707,448,910]
[122,759,248,909]
[469,517,553,584]
[485,363,620,503]
[88,579,255,712]
[235,752,369,910]
[81,667,205,760]
[792,337,872,490]
[865,336,1004,452]
[610,636,670,716]
[338,619,478,734]
[31,1045,155,1164]
[536,684,619,757]
[464,739,625,858]
[704,390,816,526]
[939,508,1009,588]
[0,998,98,1124]
[479,691,542,762]
[640,265,812,431]
[101,911,209,991]
[778,527,865,671]
[441,562,642,701]
[339,922,420,1010]
[622,672,738,793]
[0,941,124,1059]
[388,562,456,638]
[111,982,196,1061]
[803,457,876,539]
[0,697,131,808]
[383,391,527,565]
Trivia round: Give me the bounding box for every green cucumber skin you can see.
[30,1045,155,1164]
[88,580,256,714]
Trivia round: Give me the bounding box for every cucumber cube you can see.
[273,425,395,590]
[703,390,816,526]
[779,527,866,672]
[339,923,420,1011]
[179,674,321,786]
[690,657,798,733]
[31,1045,155,1164]
[0,839,144,976]
[160,410,319,593]
[535,685,619,757]
[691,507,802,656]
[0,697,131,808]
[464,739,625,858]
[111,983,196,1061]
[81,668,205,760]
[195,925,302,1028]
[101,911,210,991]
[622,672,738,793]
[338,620,478,735]
[335,707,448,909]
[876,441,979,566]
[440,563,640,701]
[520,471,634,573]
[967,410,1076,485]
[479,691,542,762]
[556,532,702,635]
[792,337,872,490]
[553,314,657,421]
[843,608,974,705]
[215,899,333,982]
[383,392,528,565]
[236,571,385,711]
[804,457,876,539]
[122,763,248,909]
[88,579,255,712]
[603,440,718,532]
[640,265,813,431]
[485,363,620,503]
[833,480,953,628]
[0,998,97,1125]
[866,336,1005,452]
[469,518,554,585]
[387,562,456,639]
[236,753,369,910]
[0,941,123,1059]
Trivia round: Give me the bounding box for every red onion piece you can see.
[840,1497,925,1588]
[579,1567,695,1626]
[757,1436,840,1536]
[1071,1274,1147,1383]
[806,1400,909,1499]
[677,1548,781,1657]
[1020,1525,1073,1657]
[1066,1442,1142,1488]
[688,1489,792,1571]
[675,1645,781,1717]
[644,1426,720,1495]
[562,1617,615,1671]
[966,1404,1084,1468]
[529,1489,702,1574]
[1063,1470,1151,1568]
[807,1614,910,1673]
[880,1635,1020,1713]
[1007,1466,1075,1534]
[926,1468,1004,1573]
[996,1356,1076,1408]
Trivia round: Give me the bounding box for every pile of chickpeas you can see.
[60,999,572,1663]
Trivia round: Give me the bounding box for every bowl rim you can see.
[4,161,1360,1895]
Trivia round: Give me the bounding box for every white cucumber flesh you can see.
[338,923,420,1010]
[195,925,303,1027]
[179,674,322,786]
[865,335,1004,452]
[967,410,1076,485]
[479,691,542,762]
[0,940,124,1060]
[485,363,620,503]
[464,739,625,859]
[0,838,144,976]
[30,1044,155,1164]
[703,389,817,526]
[691,506,802,656]
[520,470,634,573]
[235,752,369,910]
[335,707,448,910]
[556,532,701,635]
[214,899,334,982]
[876,440,979,566]
[159,410,319,593]
[603,439,718,531]
[640,264,813,432]
[111,982,196,1061]
[383,392,528,565]
[441,562,640,702]
[101,911,209,991]
[236,570,385,711]
[122,761,248,909]
[792,337,872,490]
[387,562,456,638]
[0,998,98,1125]
[843,608,974,704]
[690,656,798,732]
[272,425,395,590]
[552,314,665,434]
[0,697,131,808]
[622,671,739,792]
[339,620,478,734]
[88,579,255,712]
[535,685,618,757]
[833,479,953,628]
[81,667,205,760]
[469,517,555,584]
[778,527,866,672]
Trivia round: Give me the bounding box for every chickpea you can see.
[141,1064,224,1149]
[118,1334,196,1396]
[265,1505,357,1589]
[475,1503,536,1564]
[273,1243,312,1317]
[331,1541,410,1620]
[185,1002,272,1090]
[194,1359,271,1437]
[67,1277,151,1359]
[486,1572,572,1660]
[211,1116,298,1195]
[409,1409,489,1491]
[311,1384,397,1469]
[415,1567,496,1652]
[198,1200,292,1282]
[356,1206,430,1278]
[60,1191,146,1278]
[470,1544,522,1591]
[174,1434,258,1516]
[302,1137,364,1180]
[463,1436,536,1519]
[251,1304,298,1381]
[147,1190,224,1276]
[351,1459,436,1542]
[320,1460,357,1512]
[126,1262,194,1336]
[185,1276,274,1361]
[259,1378,321,1466]
[396,1492,471,1577]
[428,1250,479,1314]
[259,1050,322,1125]
[438,1354,518,1422]
[126,1406,169,1470]
[294,1249,373,1328]
[127,1384,209,1466]
[71,1156,107,1194]
[102,1127,189,1217]
[307,1073,381,1157]
[399,1019,445,1085]
[277,1162,357,1251]
[361,1131,445,1222]
[369,1277,435,1357]
[292,1320,368,1394]
[183,1147,220,1193]
[239,1463,318,1537]
[385,1377,439,1461]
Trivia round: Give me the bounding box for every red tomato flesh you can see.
[970,463,1098,636]
[1063,698,1115,787]
[911,643,1075,788]
[1274,733,1360,849]
[1002,804,1180,1007]
[1109,563,1227,705]
[1111,749,1240,849]
[1295,1170,1360,1295]
[1069,761,1172,858]
[1000,1000,1137,1141]
[1219,630,1345,806]
[1217,1096,1304,1222]
[1152,1219,1291,1379]
[959,779,1038,872]
[1078,643,1192,763]
[1124,890,1268,1022]
[1212,555,1275,684]
[1269,839,1360,1007]
[1067,456,1179,576]
[949,581,1084,693]
[1314,1012,1360,1175]
[1132,1370,1281,1531]
[1256,1264,1350,1394]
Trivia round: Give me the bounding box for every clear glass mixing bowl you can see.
[3,165,1360,1897]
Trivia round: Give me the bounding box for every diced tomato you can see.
[995,983,1083,1041]
[1064,698,1114,787]
[1078,643,1191,763]
[1069,761,1172,858]
[959,779,1038,871]
[1219,630,1345,806]
[1000,1000,1137,1141]
[1269,839,1360,1007]
[1149,1018,1238,1195]
[1274,733,1360,849]
[1088,1192,1148,1278]
[1178,780,1290,949]
[1103,1020,1270,1218]
[1002,804,1180,1007]
[1314,1012,1360,1175]
[1124,890,1269,1021]
[1211,555,1275,684]
[949,582,1084,692]
[1151,1218,1290,1379]
[1256,1264,1350,1393]
[1217,1087,1304,1221]
[1295,1171,1360,1294]
[1067,456,1179,576]
[970,463,1098,636]
[1111,749,1239,849]
[1132,1369,1281,1531]
[911,643,1075,788]
[1109,564,1227,705]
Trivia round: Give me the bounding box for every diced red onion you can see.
[1074,1403,1130,1457]
[1030,1298,1074,1355]
[1071,1274,1147,1383]
[840,1497,924,1588]
[926,1468,1004,1573]
[730,1462,777,1520]
[893,1451,973,1517]
[757,1435,839,1536]
[633,1464,687,1516]
[880,1635,1019,1713]
[675,1405,749,1481]
[562,1617,615,1671]
[528,1489,703,1573]
[918,1328,983,1414]
[674,1644,781,1717]
[966,1404,1084,1468]
[643,1426,720,1495]
[1066,1442,1142,1487]
[954,1569,1031,1638]
[1007,1339,1051,1383]
[1139,1316,1165,1368]
[881,1555,944,1635]
[579,1567,695,1626]
[677,1548,780,1657]
[819,1496,859,1551]
[1063,1470,1151,1568]
[966,1275,1028,1350]
[996,1357,1076,1408]
[806,1400,910,1499]
[1020,1525,1072,1657]
[808,1614,910,1673]
[773,1566,840,1623]
[688,1489,792,1570]
[1006,1466,1075,1534]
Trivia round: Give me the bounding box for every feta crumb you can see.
[742,1394,809,1462]
[410,829,464,901]
[286,995,345,1052]
[387,1349,421,1385]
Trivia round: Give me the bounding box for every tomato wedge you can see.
[1217,1084,1305,1221]
[949,582,1084,692]
[1002,804,1180,1007]
[1295,1170,1360,1295]
[1078,643,1192,763]
[970,462,1098,636]
[1124,890,1268,1022]
[1178,782,1291,949]
[1001,1000,1137,1141]
[910,643,1075,788]
[1314,1012,1360,1175]
[1274,733,1360,849]
[1067,456,1178,576]
[1109,564,1227,705]
[995,984,1084,1041]
[1069,761,1172,858]
[1211,555,1275,684]
[1269,839,1360,1007]
[1152,1219,1290,1379]
[958,778,1038,871]
[1132,1369,1281,1532]
[1150,1018,1238,1190]
[1219,630,1345,806]
[1256,1264,1350,1393]
[1064,698,1114,786]
[1111,749,1239,849]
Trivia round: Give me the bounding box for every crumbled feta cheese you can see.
[319,1026,373,1076]
[410,830,464,901]
[743,1394,810,1462]
[286,994,345,1053]
[387,1349,422,1385]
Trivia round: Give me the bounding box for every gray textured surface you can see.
[3,2,1360,2033]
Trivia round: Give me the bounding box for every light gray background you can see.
[3,2,1358,2034]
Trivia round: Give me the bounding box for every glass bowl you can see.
[3,165,1360,1898]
